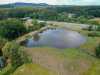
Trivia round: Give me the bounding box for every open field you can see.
[12,47,100,75]
[13,63,57,75]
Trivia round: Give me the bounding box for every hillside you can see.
[0,2,49,8]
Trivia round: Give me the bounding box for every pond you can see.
[21,28,86,49]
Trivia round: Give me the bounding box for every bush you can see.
[0,37,7,49]
[88,32,100,37]
[95,43,100,58]
[0,37,7,56]
[88,25,93,31]
[27,19,46,31]
[2,41,31,69]
[97,26,100,31]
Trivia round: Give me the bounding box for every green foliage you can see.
[97,26,100,31]
[0,37,7,56]
[95,44,100,58]
[0,37,7,50]
[2,41,31,69]
[88,32,100,37]
[1,6,100,18]
[88,20,100,25]
[32,19,40,30]
[77,16,88,23]
[0,6,100,23]
[0,64,12,75]
[0,19,27,40]
[88,25,93,31]
[39,22,46,27]
[28,19,46,31]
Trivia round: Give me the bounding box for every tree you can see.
[32,19,40,30]
[39,22,46,27]
[2,41,31,69]
[29,19,46,31]
[0,19,27,40]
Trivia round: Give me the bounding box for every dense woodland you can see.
[0,6,100,22]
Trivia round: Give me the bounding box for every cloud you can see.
[55,0,100,5]
[0,0,100,5]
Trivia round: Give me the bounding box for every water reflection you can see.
[33,33,40,41]
[22,28,86,49]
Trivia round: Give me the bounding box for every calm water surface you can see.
[22,29,86,49]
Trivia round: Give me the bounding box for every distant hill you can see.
[0,2,49,8]
[0,2,100,8]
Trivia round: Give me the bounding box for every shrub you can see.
[97,26,100,31]
[88,25,93,31]
[88,32,100,37]
[0,37,7,56]
[95,43,100,58]
[2,41,31,69]
[27,19,46,31]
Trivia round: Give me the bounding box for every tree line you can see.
[0,6,100,20]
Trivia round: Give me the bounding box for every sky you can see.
[0,0,100,5]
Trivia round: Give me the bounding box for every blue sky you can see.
[0,0,100,5]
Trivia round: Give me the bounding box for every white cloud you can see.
[55,0,100,5]
[0,0,100,5]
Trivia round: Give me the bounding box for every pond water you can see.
[0,56,5,68]
[22,28,86,49]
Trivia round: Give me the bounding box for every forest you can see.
[0,6,100,19]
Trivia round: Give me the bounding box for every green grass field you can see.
[13,63,57,75]
[11,47,100,75]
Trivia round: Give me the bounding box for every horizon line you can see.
[0,2,100,6]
